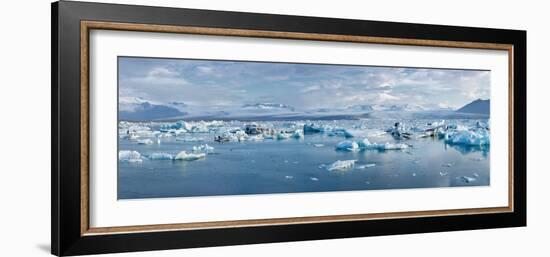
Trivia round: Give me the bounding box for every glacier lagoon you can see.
[117,119,490,199]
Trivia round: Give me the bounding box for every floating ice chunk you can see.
[277,132,292,140]
[380,142,409,150]
[313,144,324,148]
[174,151,206,161]
[235,130,248,141]
[285,175,294,179]
[137,138,154,145]
[459,176,477,183]
[444,129,490,146]
[387,122,413,140]
[292,130,304,138]
[429,120,446,127]
[247,135,264,141]
[330,128,354,138]
[358,138,409,150]
[148,152,173,160]
[442,163,453,167]
[439,171,448,176]
[356,163,376,169]
[327,160,357,171]
[318,164,327,169]
[192,144,215,153]
[357,138,375,149]
[366,130,386,137]
[310,177,319,181]
[175,137,202,142]
[118,150,142,163]
[335,140,359,151]
[303,124,323,134]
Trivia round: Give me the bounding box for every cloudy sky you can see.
[118,57,490,110]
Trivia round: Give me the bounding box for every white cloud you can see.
[197,66,214,74]
[148,67,179,77]
[301,85,320,93]
[129,66,188,86]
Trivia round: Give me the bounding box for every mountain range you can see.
[456,99,490,115]
[118,97,490,121]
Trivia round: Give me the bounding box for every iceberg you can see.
[387,122,412,140]
[357,138,409,150]
[303,124,323,134]
[381,142,410,150]
[215,132,243,142]
[137,138,154,145]
[148,152,174,160]
[247,135,264,141]
[331,128,354,138]
[444,129,490,146]
[174,151,206,161]
[327,160,357,171]
[356,163,376,169]
[192,144,215,153]
[292,130,304,139]
[175,136,203,142]
[459,176,477,183]
[277,132,292,140]
[335,140,360,151]
[118,150,142,163]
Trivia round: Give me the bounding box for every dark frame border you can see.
[52,1,526,256]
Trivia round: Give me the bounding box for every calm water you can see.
[118,119,489,199]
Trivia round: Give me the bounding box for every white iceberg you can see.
[335,140,360,151]
[174,151,206,161]
[356,163,376,169]
[327,160,357,171]
[118,150,142,163]
[137,138,154,145]
[175,137,203,142]
[357,138,409,150]
[277,132,292,140]
[381,142,410,150]
[192,144,215,153]
[247,135,264,141]
[148,152,173,160]
[459,176,477,183]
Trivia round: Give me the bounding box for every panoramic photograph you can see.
[117,56,491,199]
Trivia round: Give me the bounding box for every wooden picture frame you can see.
[52,1,526,256]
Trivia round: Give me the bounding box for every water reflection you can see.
[445,143,490,157]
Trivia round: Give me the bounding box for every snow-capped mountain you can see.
[118,96,489,121]
[456,99,490,115]
[242,103,295,111]
[119,97,185,121]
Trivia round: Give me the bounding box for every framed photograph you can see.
[52,1,526,256]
